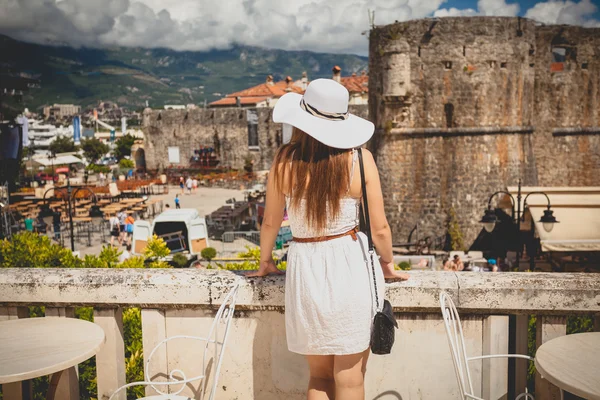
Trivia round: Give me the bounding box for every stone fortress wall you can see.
[143,16,600,246]
[142,105,368,173]
[368,17,600,245]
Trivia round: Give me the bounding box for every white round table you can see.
[535,332,600,400]
[0,317,105,384]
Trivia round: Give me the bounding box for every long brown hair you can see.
[272,127,350,233]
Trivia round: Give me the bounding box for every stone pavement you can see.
[73,185,247,257]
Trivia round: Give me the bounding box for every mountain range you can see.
[0,34,368,111]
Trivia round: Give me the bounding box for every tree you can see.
[81,137,109,164]
[48,136,78,157]
[113,134,136,161]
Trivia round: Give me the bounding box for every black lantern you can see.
[479,208,498,233]
[539,208,558,233]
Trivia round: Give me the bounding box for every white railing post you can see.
[94,308,126,400]
[535,316,567,400]
[141,309,168,397]
[482,315,509,400]
[45,307,79,400]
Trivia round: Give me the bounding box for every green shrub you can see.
[0,232,82,268]
[118,256,146,269]
[86,163,111,174]
[82,245,121,268]
[144,235,170,259]
[201,247,217,261]
[119,158,135,169]
[397,261,411,270]
[172,253,189,268]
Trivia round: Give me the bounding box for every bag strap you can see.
[357,148,380,311]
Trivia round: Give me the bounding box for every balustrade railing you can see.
[0,269,598,400]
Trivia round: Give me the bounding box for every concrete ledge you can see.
[0,269,599,314]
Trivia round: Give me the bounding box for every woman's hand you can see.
[247,257,285,277]
[381,260,410,281]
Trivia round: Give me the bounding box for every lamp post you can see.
[39,178,104,251]
[479,179,558,270]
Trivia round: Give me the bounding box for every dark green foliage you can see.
[48,136,78,157]
[113,134,137,161]
[201,247,217,261]
[397,261,411,271]
[0,231,83,268]
[81,137,109,164]
[172,253,189,268]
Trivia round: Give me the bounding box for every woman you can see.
[249,79,409,400]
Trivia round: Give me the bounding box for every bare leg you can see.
[333,349,369,400]
[306,355,335,400]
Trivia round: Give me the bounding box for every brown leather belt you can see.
[292,227,359,243]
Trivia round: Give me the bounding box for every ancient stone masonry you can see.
[369,17,600,245]
[142,105,368,172]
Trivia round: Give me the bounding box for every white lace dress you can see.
[284,152,385,355]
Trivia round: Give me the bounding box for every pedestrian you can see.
[444,254,464,271]
[109,214,120,247]
[125,213,135,245]
[99,171,105,186]
[185,176,193,195]
[52,208,62,241]
[179,176,185,194]
[174,194,181,209]
[248,79,408,398]
[119,244,132,263]
[24,213,34,232]
[117,210,127,245]
[192,177,198,194]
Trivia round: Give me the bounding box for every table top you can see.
[535,332,600,400]
[0,318,105,384]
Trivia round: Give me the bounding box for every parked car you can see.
[34,172,59,185]
[132,209,210,263]
[100,156,117,166]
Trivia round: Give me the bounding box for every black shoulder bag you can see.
[357,148,398,355]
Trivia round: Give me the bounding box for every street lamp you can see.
[479,179,559,270]
[39,178,104,251]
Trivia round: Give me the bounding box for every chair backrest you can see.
[201,282,239,400]
[142,282,240,400]
[439,292,475,399]
[467,251,483,259]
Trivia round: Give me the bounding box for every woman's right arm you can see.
[363,149,409,280]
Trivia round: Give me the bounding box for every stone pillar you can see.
[45,308,79,400]
[141,309,168,397]
[535,316,567,400]
[94,308,126,400]
[482,316,509,400]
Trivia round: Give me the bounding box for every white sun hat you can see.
[273,78,374,149]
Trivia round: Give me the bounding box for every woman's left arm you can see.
[248,163,286,277]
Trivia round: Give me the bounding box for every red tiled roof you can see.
[227,81,304,98]
[340,75,369,93]
[209,96,269,106]
[209,73,368,107]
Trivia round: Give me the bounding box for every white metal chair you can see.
[109,283,240,400]
[439,292,534,400]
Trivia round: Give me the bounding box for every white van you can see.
[132,209,209,259]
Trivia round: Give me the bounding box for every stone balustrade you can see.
[1,269,599,400]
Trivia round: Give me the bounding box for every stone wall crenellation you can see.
[370,17,600,245]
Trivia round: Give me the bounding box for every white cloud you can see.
[435,0,519,18]
[0,0,449,55]
[434,7,478,17]
[524,0,600,27]
[0,0,597,55]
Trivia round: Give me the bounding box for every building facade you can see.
[369,17,600,245]
[43,104,81,119]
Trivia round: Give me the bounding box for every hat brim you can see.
[273,92,374,149]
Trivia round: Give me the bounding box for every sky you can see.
[1,0,599,55]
